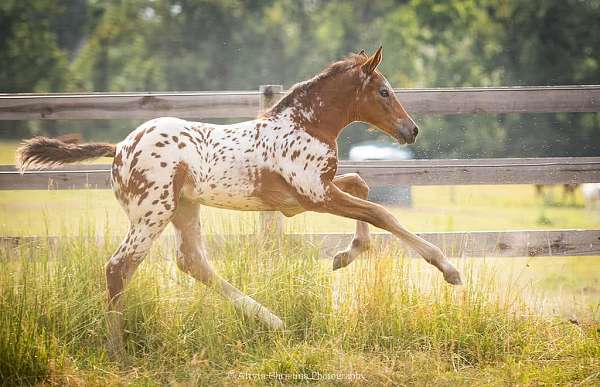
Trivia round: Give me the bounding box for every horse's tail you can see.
[16,136,116,172]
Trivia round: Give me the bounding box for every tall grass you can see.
[1,224,598,385]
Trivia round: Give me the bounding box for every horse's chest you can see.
[268,131,335,202]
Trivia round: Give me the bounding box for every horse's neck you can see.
[267,101,350,145]
[268,81,357,145]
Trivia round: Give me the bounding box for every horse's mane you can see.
[266,53,365,115]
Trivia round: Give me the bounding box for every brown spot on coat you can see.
[126,129,146,157]
[172,162,194,209]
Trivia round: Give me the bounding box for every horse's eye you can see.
[379,89,390,98]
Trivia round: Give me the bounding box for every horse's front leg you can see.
[307,183,462,285]
[330,173,371,270]
[276,173,371,270]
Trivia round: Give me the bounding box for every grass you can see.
[1,141,599,384]
[0,142,19,165]
[1,231,598,385]
[1,185,598,237]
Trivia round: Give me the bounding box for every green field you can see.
[1,143,599,385]
[1,232,599,385]
[1,185,598,235]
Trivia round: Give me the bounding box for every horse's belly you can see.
[189,184,300,212]
[183,177,267,210]
[197,192,272,211]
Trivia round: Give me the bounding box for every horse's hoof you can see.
[332,251,350,271]
[107,345,127,363]
[444,269,463,285]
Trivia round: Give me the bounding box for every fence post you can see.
[258,85,284,235]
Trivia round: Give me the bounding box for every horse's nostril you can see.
[413,126,419,137]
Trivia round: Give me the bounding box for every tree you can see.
[1,0,598,156]
[0,0,70,137]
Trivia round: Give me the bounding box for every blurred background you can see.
[1,0,599,159]
[2,0,599,232]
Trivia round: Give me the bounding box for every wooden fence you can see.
[1,85,599,258]
[1,85,599,120]
[2,157,599,190]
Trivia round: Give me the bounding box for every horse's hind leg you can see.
[331,173,371,270]
[105,217,169,357]
[172,199,284,330]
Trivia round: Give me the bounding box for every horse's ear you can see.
[358,49,367,57]
[361,46,383,75]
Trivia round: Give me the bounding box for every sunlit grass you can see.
[0,141,20,165]
[1,227,598,385]
[0,185,597,237]
[1,141,599,384]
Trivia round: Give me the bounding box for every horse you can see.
[16,47,462,356]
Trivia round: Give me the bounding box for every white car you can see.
[348,141,413,206]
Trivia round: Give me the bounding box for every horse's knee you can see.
[354,174,369,192]
[347,173,369,198]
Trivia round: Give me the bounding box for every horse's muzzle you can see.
[396,119,419,144]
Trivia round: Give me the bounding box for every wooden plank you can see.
[302,229,600,257]
[396,85,600,115]
[0,85,598,120]
[0,165,112,190]
[0,169,111,190]
[0,91,261,120]
[2,157,599,190]
[0,164,111,172]
[2,229,599,257]
[338,157,600,186]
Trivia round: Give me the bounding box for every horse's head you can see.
[352,47,419,144]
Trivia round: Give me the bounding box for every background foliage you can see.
[1,0,599,158]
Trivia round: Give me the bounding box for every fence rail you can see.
[1,85,599,259]
[1,85,599,120]
[305,229,600,258]
[1,157,599,190]
[2,229,598,258]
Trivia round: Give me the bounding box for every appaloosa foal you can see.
[17,47,461,355]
